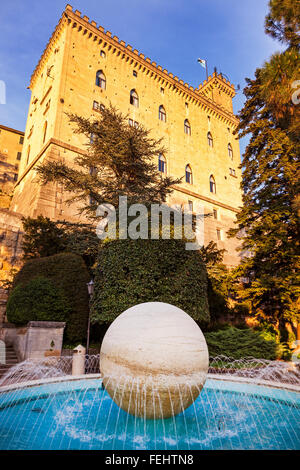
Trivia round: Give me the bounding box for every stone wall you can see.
[1,321,65,361]
[0,209,24,323]
[0,124,24,210]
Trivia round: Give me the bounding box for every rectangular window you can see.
[89,166,97,176]
[133,70,137,77]
[213,209,218,219]
[188,200,193,212]
[158,159,165,173]
[17,152,21,160]
[160,87,164,94]
[93,101,104,112]
[217,229,222,241]
[19,136,24,144]
[14,173,18,182]
[89,195,96,205]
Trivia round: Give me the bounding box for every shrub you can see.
[11,253,90,342]
[92,238,210,327]
[204,326,278,360]
[6,276,70,324]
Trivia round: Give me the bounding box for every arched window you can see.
[42,121,47,144]
[207,132,213,147]
[130,89,139,107]
[158,154,166,173]
[228,143,233,159]
[158,105,166,122]
[209,175,216,193]
[185,164,193,184]
[95,70,106,89]
[184,119,191,135]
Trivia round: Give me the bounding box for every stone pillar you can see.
[72,344,86,375]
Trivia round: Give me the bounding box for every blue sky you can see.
[0,0,281,154]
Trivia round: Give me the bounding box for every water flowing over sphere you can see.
[100,302,209,418]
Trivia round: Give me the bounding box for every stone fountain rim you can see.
[0,373,299,395]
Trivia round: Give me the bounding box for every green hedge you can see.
[11,253,90,342]
[7,276,71,324]
[92,238,210,326]
[204,326,278,360]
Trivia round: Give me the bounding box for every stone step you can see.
[0,343,19,381]
[0,362,18,367]
[0,360,18,364]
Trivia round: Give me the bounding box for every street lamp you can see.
[86,279,94,355]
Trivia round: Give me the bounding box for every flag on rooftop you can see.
[197,58,206,69]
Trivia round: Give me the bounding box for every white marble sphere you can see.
[100,302,209,418]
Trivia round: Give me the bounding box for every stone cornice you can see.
[0,124,24,136]
[15,138,240,214]
[30,4,239,126]
[172,185,240,213]
[14,137,85,187]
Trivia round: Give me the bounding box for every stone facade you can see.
[9,4,242,267]
[0,125,24,209]
[0,209,23,323]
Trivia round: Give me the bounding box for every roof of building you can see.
[0,124,24,136]
[29,4,238,125]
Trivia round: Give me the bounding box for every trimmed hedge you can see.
[204,326,278,360]
[6,276,70,324]
[11,253,90,342]
[92,238,210,326]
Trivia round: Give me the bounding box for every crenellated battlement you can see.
[29,4,238,124]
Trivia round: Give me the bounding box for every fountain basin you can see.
[0,375,299,450]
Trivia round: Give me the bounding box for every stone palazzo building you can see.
[0,125,24,209]
[9,4,243,268]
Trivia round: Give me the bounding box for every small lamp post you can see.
[86,279,94,355]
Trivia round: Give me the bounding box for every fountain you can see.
[100,302,208,418]
[0,302,299,450]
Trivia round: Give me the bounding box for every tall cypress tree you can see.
[229,0,300,339]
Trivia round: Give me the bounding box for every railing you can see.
[0,354,299,388]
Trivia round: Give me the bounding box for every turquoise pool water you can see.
[0,378,299,450]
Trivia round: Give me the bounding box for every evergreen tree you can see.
[37,105,181,218]
[229,0,300,339]
[265,0,300,48]
[22,216,66,259]
[22,215,99,268]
